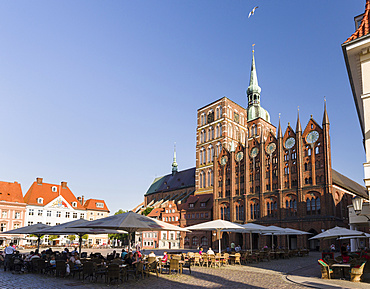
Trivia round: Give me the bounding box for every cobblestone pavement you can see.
[0,251,368,288]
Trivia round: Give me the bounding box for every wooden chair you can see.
[318,259,333,279]
[145,260,159,277]
[31,258,40,273]
[37,259,46,274]
[234,253,241,265]
[193,253,201,266]
[147,257,156,264]
[169,259,181,274]
[201,254,208,267]
[55,260,66,277]
[350,262,367,282]
[222,253,229,265]
[82,262,95,282]
[106,263,120,284]
[136,262,145,279]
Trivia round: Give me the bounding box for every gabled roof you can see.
[24,180,84,210]
[344,0,370,43]
[84,199,110,212]
[0,181,25,204]
[332,169,368,199]
[147,208,164,218]
[144,167,195,196]
[178,193,213,211]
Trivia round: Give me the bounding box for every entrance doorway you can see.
[222,232,229,250]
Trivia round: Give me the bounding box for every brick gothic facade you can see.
[140,52,366,251]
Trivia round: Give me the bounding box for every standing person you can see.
[230,242,235,251]
[4,243,15,271]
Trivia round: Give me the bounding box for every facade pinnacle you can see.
[296,107,302,132]
[277,114,282,138]
[322,99,330,125]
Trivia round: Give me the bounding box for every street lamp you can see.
[352,196,364,215]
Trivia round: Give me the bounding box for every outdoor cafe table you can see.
[331,263,351,280]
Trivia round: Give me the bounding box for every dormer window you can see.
[189,203,194,208]
[96,202,104,208]
[72,202,77,207]
[200,202,206,207]
[37,198,43,204]
[51,186,57,192]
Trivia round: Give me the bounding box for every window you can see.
[13,223,20,229]
[38,210,42,216]
[192,236,198,246]
[28,221,33,226]
[96,202,104,208]
[46,222,51,226]
[189,203,194,208]
[56,211,61,217]
[37,198,43,204]
[0,223,6,232]
[73,213,77,218]
[65,212,70,218]
[72,202,77,207]
[14,212,20,219]
[201,236,208,246]
[205,213,208,218]
[47,211,51,217]
[175,216,178,221]
[52,186,58,192]
[80,213,85,219]
[28,209,34,216]
[200,202,206,207]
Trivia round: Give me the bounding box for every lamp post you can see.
[352,196,370,220]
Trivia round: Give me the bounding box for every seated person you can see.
[74,256,82,267]
[49,256,56,268]
[148,251,156,257]
[121,249,128,260]
[235,245,241,252]
[124,252,134,266]
[342,252,350,263]
[207,247,215,255]
[161,252,168,264]
[199,248,204,255]
[70,253,78,263]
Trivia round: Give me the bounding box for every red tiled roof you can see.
[344,0,370,43]
[178,193,213,210]
[0,181,25,203]
[23,180,84,209]
[147,208,164,218]
[83,199,110,212]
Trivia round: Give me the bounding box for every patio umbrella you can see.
[185,220,245,253]
[69,211,190,251]
[222,223,279,253]
[1,223,50,250]
[262,227,311,249]
[338,233,370,240]
[309,226,365,241]
[38,219,128,257]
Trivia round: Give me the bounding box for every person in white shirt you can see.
[207,247,215,255]
[235,245,241,252]
[4,243,15,271]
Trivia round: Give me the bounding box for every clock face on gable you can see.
[266,142,276,155]
[285,137,295,149]
[221,156,228,166]
[250,147,259,158]
[306,130,319,144]
[235,151,244,162]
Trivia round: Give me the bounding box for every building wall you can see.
[0,202,27,245]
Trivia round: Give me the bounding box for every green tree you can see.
[108,209,128,242]
[141,207,153,216]
[48,235,58,243]
[67,235,76,242]
[82,234,88,240]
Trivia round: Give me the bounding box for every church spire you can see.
[322,99,329,125]
[247,45,261,107]
[172,143,178,175]
[296,107,302,132]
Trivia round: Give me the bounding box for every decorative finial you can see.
[310,114,313,119]
[279,113,281,119]
[252,43,255,53]
[298,106,299,112]
[288,122,290,126]
[324,96,326,102]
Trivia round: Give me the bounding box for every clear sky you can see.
[0,0,366,214]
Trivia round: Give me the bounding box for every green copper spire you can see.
[246,46,270,123]
[247,48,261,105]
[172,143,178,175]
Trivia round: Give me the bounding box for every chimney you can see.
[36,178,43,185]
[61,181,67,188]
[81,195,85,205]
[77,197,82,204]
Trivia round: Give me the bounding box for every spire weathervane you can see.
[172,143,178,175]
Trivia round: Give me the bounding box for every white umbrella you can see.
[309,226,365,241]
[70,211,190,251]
[338,233,370,240]
[185,220,245,253]
[263,227,311,250]
[222,223,279,253]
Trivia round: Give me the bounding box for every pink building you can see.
[0,181,27,246]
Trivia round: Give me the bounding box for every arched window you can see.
[315,146,319,154]
[312,197,316,211]
[306,198,311,212]
[184,236,189,246]
[235,205,239,220]
[286,200,289,208]
[219,106,222,118]
[316,197,321,214]
[304,163,308,171]
[192,236,198,246]
[308,148,312,156]
[239,204,244,220]
[210,169,213,186]
[201,236,208,246]
[202,172,206,188]
[199,171,204,188]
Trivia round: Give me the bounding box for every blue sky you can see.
[0,0,366,214]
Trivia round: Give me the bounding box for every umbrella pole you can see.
[37,235,41,251]
[272,234,274,251]
[79,235,82,258]
[250,233,253,253]
[218,230,221,253]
